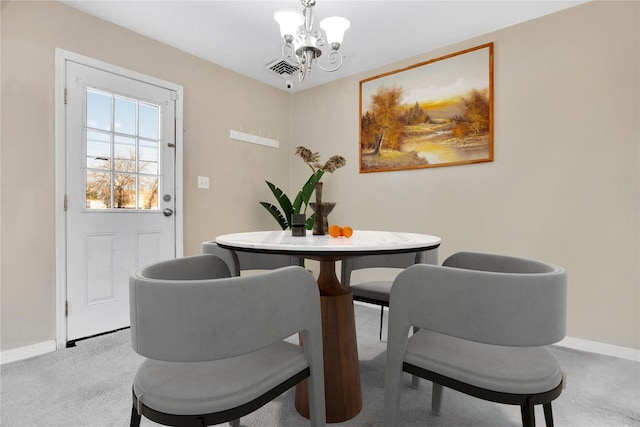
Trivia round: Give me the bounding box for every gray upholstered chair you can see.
[202,241,304,276]
[384,252,567,427]
[129,254,326,427]
[340,250,436,340]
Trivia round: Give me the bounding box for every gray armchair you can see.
[129,254,326,427]
[202,241,304,276]
[384,252,567,427]
[341,250,436,340]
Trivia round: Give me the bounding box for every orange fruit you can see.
[328,224,342,238]
[342,226,353,238]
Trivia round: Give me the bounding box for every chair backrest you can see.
[389,252,567,347]
[202,241,303,276]
[130,254,322,363]
[443,251,557,274]
[340,250,436,286]
[136,252,232,280]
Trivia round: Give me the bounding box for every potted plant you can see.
[260,146,346,230]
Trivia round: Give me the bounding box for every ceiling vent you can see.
[265,59,298,78]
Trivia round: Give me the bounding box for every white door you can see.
[64,60,177,342]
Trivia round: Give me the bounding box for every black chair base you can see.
[131,368,309,427]
[352,295,389,341]
[403,362,563,427]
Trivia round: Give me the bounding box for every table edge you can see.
[216,242,441,258]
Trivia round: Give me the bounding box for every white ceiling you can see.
[59,0,587,93]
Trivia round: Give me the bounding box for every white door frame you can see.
[54,48,184,349]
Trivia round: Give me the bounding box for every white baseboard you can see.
[1,340,57,365]
[556,336,639,362]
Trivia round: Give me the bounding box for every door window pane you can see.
[86,89,112,131]
[86,131,111,170]
[113,173,137,209]
[86,171,111,208]
[84,88,162,210]
[139,139,158,174]
[114,135,136,172]
[139,103,159,139]
[138,176,159,209]
[114,96,136,136]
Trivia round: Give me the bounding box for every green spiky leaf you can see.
[305,214,315,230]
[259,202,288,230]
[293,170,324,214]
[265,181,294,225]
[261,171,325,230]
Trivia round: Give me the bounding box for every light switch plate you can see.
[198,176,210,189]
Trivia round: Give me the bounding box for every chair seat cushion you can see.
[350,281,392,302]
[404,330,562,395]
[133,341,307,415]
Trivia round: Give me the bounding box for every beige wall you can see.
[1,0,638,353]
[1,0,292,351]
[291,1,640,349]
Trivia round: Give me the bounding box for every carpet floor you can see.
[2,303,639,426]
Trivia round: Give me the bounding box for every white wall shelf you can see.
[229,129,279,149]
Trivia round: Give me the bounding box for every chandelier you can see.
[274,0,350,83]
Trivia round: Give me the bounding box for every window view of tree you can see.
[86,150,158,209]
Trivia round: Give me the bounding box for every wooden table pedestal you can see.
[295,259,362,423]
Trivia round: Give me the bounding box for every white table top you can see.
[216,230,441,257]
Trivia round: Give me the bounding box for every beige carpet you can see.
[2,303,639,426]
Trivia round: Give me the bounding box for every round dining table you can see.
[216,230,441,423]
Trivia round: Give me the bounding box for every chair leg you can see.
[520,403,536,427]
[379,306,384,341]
[411,374,420,388]
[543,403,554,427]
[431,383,443,414]
[130,404,141,427]
[410,326,420,388]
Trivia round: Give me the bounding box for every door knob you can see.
[163,208,174,217]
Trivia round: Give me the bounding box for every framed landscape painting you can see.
[359,43,493,173]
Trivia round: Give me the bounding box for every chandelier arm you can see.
[298,66,307,83]
[312,30,324,47]
[281,43,302,68]
[316,50,345,73]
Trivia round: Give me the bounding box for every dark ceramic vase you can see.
[310,182,336,235]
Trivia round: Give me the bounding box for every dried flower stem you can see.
[295,146,346,176]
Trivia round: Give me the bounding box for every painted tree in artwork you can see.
[403,102,428,125]
[361,85,405,154]
[453,89,490,138]
[464,89,490,135]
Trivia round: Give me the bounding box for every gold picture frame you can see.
[359,43,494,173]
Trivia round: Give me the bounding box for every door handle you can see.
[163,208,174,217]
